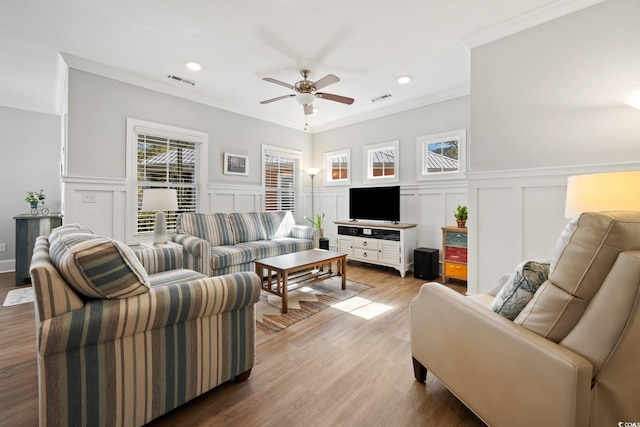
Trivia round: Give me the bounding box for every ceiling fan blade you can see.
[316,92,354,105]
[262,77,295,90]
[312,74,340,91]
[304,104,314,115]
[260,94,295,104]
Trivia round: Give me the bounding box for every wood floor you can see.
[0,262,485,427]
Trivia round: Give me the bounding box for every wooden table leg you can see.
[341,256,347,290]
[282,270,288,314]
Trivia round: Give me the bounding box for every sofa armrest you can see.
[410,282,592,427]
[134,244,183,274]
[38,271,261,357]
[171,233,211,275]
[290,225,320,247]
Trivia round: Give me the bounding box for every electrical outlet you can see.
[0,243,6,252]
[82,192,97,203]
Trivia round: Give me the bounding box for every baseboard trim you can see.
[0,259,15,273]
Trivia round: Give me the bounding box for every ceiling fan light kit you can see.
[260,69,354,116]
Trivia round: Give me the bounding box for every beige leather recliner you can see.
[410,211,640,427]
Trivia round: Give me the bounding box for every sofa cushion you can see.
[228,212,267,243]
[515,211,640,341]
[238,238,313,259]
[490,260,550,320]
[177,213,234,246]
[51,235,151,299]
[210,245,256,270]
[147,268,207,287]
[261,211,295,239]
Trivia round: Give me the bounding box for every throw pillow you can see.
[228,212,267,243]
[261,211,294,239]
[52,235,151,299]
[490,260,550,320]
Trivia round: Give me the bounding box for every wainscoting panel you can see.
[208,184,263,213]
[522,185,567,261]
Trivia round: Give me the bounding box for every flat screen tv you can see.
[349,185,400,223]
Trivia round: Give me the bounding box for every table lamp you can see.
[142,188,178,244]
[565,171,640,218]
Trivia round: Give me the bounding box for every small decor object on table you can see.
[25,189,49,215]
[454,205,467,228]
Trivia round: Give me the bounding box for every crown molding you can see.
[461,0,607,50]
[59,53,304,131]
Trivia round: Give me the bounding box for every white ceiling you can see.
[0,0,603,132]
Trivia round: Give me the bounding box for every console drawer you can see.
[354,248,379,262]
[354,237,378,249]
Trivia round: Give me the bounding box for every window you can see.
[416,129,466,180]
[126,119,207,243]
[263,145,302,219]
[364,140,399,184]
[324,148,350,186]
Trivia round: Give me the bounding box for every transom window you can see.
[324,148,350,186]
[364,140,399,184]
[417,129,466,180]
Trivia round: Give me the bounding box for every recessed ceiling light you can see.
[397,75,411,84]
[186,61,202,71]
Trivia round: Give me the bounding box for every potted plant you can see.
[305,213,325,238]
[454,205,467,228]
[25,189,46,209]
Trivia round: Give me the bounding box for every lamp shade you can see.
[565,171,640,218]
[306,167,321,177]
[142,188,178,211]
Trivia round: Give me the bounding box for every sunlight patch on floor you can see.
[331,296,393,320]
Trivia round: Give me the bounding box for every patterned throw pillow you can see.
[51,235,151,299]
[490,260,550,320]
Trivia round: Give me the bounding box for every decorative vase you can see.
[456,220,466,228]
[29,201,38,209]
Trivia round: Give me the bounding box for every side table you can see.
[14,214,63,286]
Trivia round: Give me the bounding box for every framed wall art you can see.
[223,152,249,176]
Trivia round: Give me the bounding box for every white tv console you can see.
[335,220,417,278]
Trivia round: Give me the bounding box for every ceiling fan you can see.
[260,69,354,115]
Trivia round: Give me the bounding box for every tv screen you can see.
[349,186,400,222]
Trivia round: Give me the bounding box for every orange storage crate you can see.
[444,262,468,280]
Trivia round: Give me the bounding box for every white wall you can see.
[468,0,640,293]
[65,69,312,241]
[0,107,60,272]
[311,96,470,255]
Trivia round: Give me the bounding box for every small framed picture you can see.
[223,153,249,176]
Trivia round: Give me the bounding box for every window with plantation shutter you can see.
[262,145,301,219]
[126,119,208,243]
[136,135,197,233]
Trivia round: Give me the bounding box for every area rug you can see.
[3,287,34,307]
[256,276,371,333]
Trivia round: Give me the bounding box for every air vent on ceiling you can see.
[167,75,195,86]
[371,93,392,103]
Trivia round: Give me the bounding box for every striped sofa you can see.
[172,211,319,276]
[29,224,261,427]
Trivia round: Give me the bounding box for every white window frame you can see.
[125,118,208,244]
[416,129,466,181]
[262,144,303,222]
[324,148,351,186]
[363,140,399,184]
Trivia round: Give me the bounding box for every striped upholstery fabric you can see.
[29,237,84,321]
[51,236,151,299]
[147,268,207,287]
[228,212,267,243]
[177,213,234,246]
[210,245,255,270]
[30,233,261,427]
[134,245,183,274]
[172,233,211,276]
[291,224,316,240]
[261,211,294,239]
[237,238,313,259]
[211,262,255,277]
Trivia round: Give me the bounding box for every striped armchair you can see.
[29,224,261,427]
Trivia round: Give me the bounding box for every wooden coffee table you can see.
[255,249,347,314]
